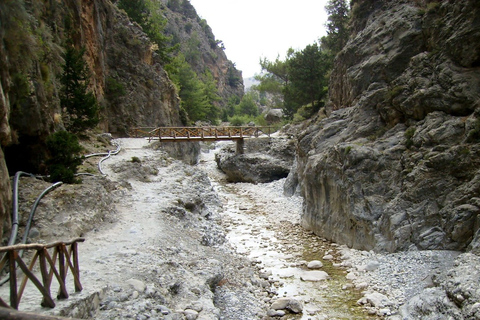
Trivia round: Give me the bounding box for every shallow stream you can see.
[200,145,377,320]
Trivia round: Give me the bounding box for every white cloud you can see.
[189,0,330,78]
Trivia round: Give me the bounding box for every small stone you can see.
[157,305,171,315]
[267,309,286,317]
[127,279,146,292]
[28,227,40,239]
[363,261,380,271]
[300,270,329,281]
[307,260,323,269]
[186,302,203,312]
[131,291,139,299]
[377,308,391,316]
[271,297,303,314]
[346,272,356,280]
[364,292,393,308]
[259,270,272,279]
[184,309,198,320]
[323,254,334,260]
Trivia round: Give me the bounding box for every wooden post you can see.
[236,139,245,155]
[8,251,18,310]
[57,245,68,300]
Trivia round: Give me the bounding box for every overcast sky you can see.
[189,0,330,78]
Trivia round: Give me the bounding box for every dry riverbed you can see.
[3,137,478,320]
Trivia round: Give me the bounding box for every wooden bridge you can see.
[131,126,273,153]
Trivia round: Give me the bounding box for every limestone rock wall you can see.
[295,0,480,252]
[0,0,184,238]
[162,0,245,107]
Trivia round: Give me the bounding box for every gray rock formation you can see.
[294,0,480,252]
[215,137,295,183]
[399,253,480,319]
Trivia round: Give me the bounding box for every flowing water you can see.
[200,144,378,320]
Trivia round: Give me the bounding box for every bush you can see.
[404,127,416,149]
[46,131,83,183]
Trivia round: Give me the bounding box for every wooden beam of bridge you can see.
[130,126,272,142]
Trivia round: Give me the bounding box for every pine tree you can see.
[323,0,350,55]
[60,45,99,133]
[46,131,83,183]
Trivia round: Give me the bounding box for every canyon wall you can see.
[293,0,480,253]
[0,0,240,240]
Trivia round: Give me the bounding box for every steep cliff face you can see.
[294,0,480,252]
[0,0,186,238]
[162,0,244,106]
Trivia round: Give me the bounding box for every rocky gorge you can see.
[1,0,480,319]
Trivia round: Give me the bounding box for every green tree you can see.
[171,55,210,123]
[323,0,350,55]
[287,43,331,117]
[202,70,221,123]
[235,92,258,117]
[46,131,83,183]
[60,44,99,133]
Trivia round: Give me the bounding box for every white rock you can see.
[307,260,323,269]
[267,309,286,317]
[300,270,329,281]
[127,279,146,292]
[346,272,356,280]
[365,292,393,308]
[271,297,303,313]
[184,309,199,320]
[323,254,334,260]
[363,260,380,271]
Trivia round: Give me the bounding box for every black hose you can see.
[19,181,63,256]
[9,172,35,246]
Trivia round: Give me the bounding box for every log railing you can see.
[130,126,272,142]
[0,238,85,310]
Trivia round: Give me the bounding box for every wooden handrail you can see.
[130,126,273,141]
[0,238,85,310]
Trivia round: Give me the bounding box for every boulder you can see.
[270,297,303,314]
[264,108,284,124]
[215,137,294,183]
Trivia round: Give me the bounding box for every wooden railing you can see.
[130,126,272,142]
[0,238,85,310]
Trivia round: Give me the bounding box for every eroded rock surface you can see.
[215,136,294,183]
[293,0,480,253]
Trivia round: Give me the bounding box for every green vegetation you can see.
[252,0,350,121]
[106,77,126,101]
[131,156,142,163]
[118,0,176,62]
[404,127,416,149]
[60,43,99,133]
[46,131,83,183]
[167,54,220,124]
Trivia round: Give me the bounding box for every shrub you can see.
[404,127,416,149]
[46,131,83,183]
